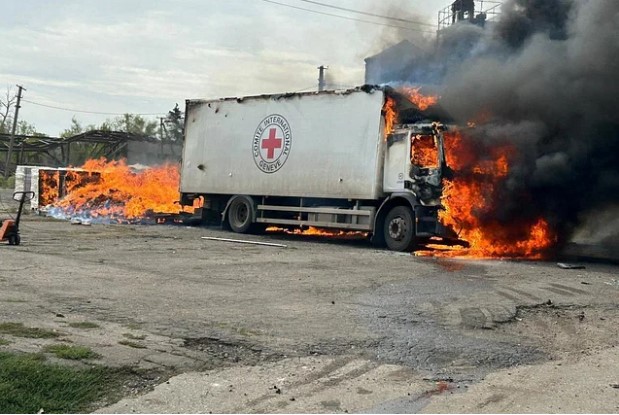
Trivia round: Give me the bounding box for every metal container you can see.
[181,88,386,200]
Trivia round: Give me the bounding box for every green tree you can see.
[110,114,157,136]
[162,104,184,142]
[60,117,97,138]
[17,120,45,136]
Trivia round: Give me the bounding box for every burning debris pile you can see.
[44,158,198,224]
[379,0,618,258]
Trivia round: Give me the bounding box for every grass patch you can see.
[0,338,10,346]
[68,321,100,329]
[44,344,100,360]
[122,332,146,340]
[0,351,128,413]
[124,322,142,330]
[2,298,27,303]
[118,340,146,349]
[0,322,60,338]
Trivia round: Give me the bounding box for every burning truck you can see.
[179,85,463,252]
[26,85,552,258]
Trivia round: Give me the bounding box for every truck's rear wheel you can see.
[384,206,416,252]
[227,197,253,233]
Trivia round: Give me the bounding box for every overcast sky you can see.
[0,0,443,136]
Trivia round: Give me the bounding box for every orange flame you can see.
[419,130,555,258]
[382,87,439,136]
[39,170,60,206]
[400,86,439,110]
[45,158,200,222]
[266,226,367,239]
[383,97,397,135]
[411,134,439,168]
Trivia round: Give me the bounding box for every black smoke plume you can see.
[379,0,619,251]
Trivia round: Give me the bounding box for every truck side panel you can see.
[181,89,386,200]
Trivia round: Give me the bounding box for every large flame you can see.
[379,86,553,258]
[44,158,199,223]
[419,130,555,258]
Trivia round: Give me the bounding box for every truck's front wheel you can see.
[384,206,416,252]
[227,197,253,233]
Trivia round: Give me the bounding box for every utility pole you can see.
[317,65,328,92]
[4,85,25,177]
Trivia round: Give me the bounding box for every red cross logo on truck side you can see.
[261,128,283,160]
[252,114,292,174]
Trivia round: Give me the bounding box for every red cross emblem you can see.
[261,128,283,160]
[253,114,292,174]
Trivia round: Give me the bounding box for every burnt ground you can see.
[1,190,618,413]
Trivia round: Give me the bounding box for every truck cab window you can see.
[411,134,439,168]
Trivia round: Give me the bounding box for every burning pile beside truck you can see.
[40,158,200,224]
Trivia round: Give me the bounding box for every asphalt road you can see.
[0,202,618,412]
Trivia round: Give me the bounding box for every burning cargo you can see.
[14,165,100,212]
[179,86,459,251]
[17,160,198,223]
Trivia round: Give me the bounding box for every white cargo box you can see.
[181,88,387,200]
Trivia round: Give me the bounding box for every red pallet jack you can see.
[0,191,34,246]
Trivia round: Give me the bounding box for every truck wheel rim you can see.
[389,217,407,241]
[235,204,248,224]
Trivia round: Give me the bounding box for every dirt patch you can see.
[497,303,619,358]
[182,336,285,369]
[420,303,619,413]
[96,356,431,414]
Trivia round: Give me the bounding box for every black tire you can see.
[227,197,253,233]
[383,206,416,252]
[8,234,19,246]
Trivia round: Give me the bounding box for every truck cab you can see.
[384,122,447,205]
[378,122,453,251]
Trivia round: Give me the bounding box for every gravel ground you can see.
[1,189,618,413]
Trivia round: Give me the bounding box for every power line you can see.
[297,0,435,27]
[22,99,165,116]
[259,0,436,34]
